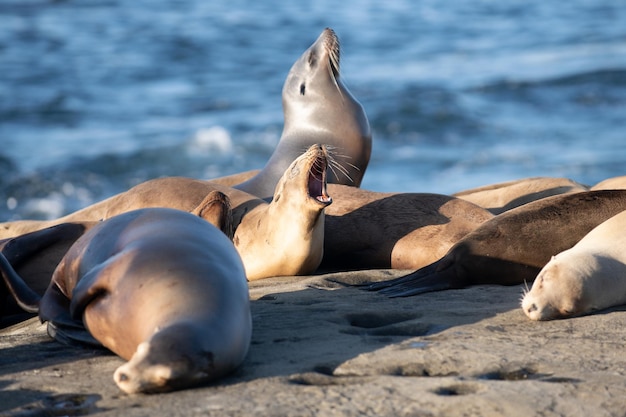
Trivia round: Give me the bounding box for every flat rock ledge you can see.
[1,270,625,417]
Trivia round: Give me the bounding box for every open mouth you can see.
[308,155,332,206]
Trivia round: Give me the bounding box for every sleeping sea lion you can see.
[369,190,626,297]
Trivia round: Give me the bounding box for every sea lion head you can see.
[271,143,333,211]
[234,144,332,280]
[521,255,587,321]
[113,321,226,394]
[281,27,371,187]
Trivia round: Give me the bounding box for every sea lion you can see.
[235,27,371,200]
[369,190,626,297]
[210,170,259,187]
[453,177,588,214]
[0,145,332,280]
[522,209,626,320]
[0,190,233,327]
[32,206,252,394]
[321,185,494,270]
[590,175,626,190]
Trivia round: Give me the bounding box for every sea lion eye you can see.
[300,83,306,95]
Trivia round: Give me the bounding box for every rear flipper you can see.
[47,321,102,348]
[1,222,94,325]
[366,258,462,297]
[0,252,40,313]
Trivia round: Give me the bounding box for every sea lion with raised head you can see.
[0,145,332,280]
[321,184,493,270]
[235,28,371,200]
[2,202,251,394]
[453,177,588,214]
[369,190,626,297]
[522,209,626,321]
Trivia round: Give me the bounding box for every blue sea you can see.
[1,0,625,220]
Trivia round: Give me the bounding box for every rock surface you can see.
[1,270,625,416]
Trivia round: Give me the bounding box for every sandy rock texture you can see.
[1,270,625,416]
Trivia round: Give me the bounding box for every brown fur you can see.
[38,207,251,394]
[0,146,332,280]
[372,190,626,297]
[321,184,494,270]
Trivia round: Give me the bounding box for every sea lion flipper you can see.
[0,252,40,313]
[47,320,101,347]
[367,258,459,297]
[39,277,102,347]
[1,222,95,301]
[191,191,234,239]
[366,261,441,291]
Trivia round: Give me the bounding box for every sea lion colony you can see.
[1,28,626,395]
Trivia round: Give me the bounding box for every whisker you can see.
[325,31,345,103]
[327,156,355,183]
[519,280,531,305]
[328,165,352,183]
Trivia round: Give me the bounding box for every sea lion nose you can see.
[526,303,537,313]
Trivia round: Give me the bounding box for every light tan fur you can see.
[454,177,588,214]
[590,175,626,190]
[0,145,332,280]
[522,209,626,320]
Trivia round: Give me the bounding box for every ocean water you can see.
[1,0,625,220]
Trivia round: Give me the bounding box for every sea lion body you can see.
[38,207,251,394]
[0,145,332,280]
[590,175,626,190]
[453,177,588,214]
[235,28,371,199]
[522,209,626,320]
[371,190,626,297]
[322,185,493,270]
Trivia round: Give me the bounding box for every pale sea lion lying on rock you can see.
[522,209,626,320]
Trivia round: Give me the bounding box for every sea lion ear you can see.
[191,191,234,240]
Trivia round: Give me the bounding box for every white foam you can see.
[22,193,66,220]
[188,126,234,155]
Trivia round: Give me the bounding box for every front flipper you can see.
[38,278,100,347]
